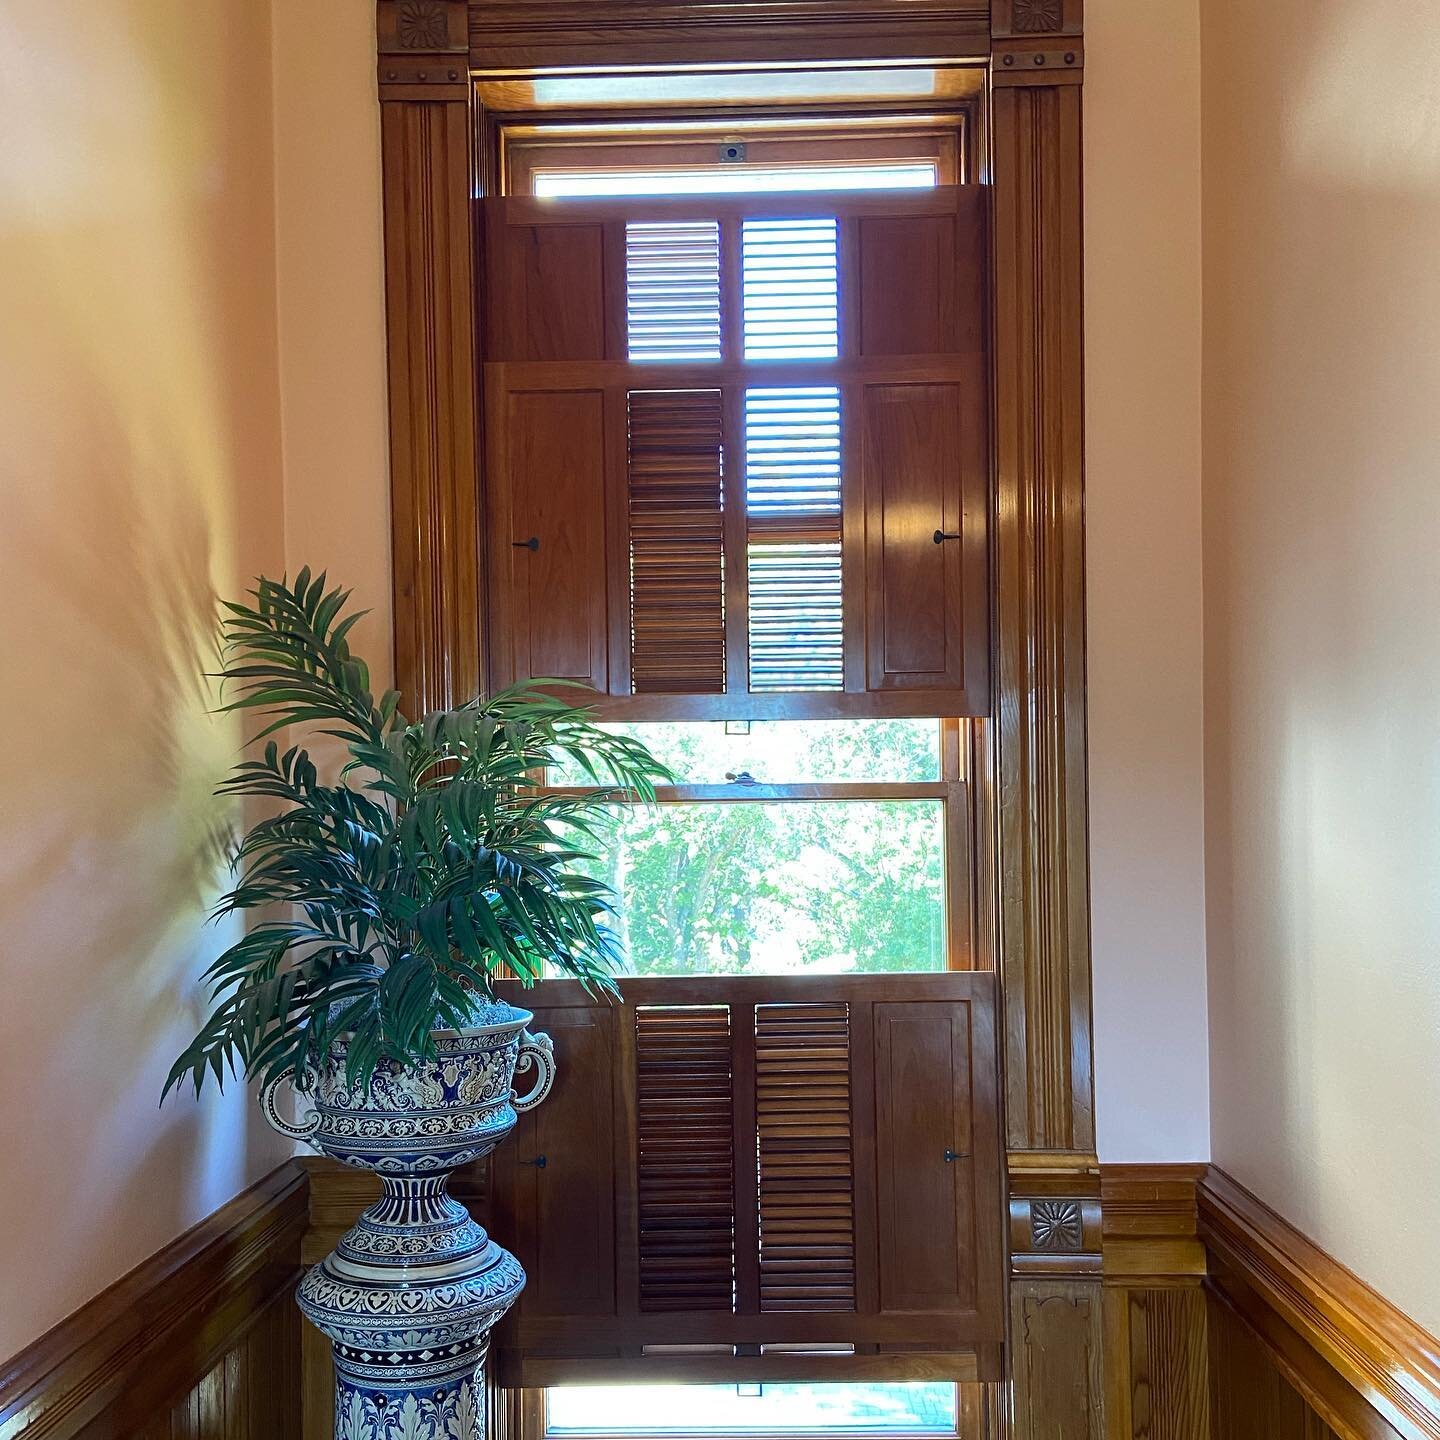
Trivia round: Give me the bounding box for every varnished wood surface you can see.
[1101,1163,1207,1284]
[1104,1286,1208,1440]
[1097,1164,1440,1440]
[1201,1170,1440,1440]
[1208,1288,1350,1440]
[381,92,482,716]
[466,0,994,69]
[485,973,1006,1385]
[990,77,1091,1161]
[0,1163,305,1440]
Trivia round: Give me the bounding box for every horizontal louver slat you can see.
[628,390,726,693]
[755,1003,856,1313]
[627,221,722,362]
[742,217,840,360]
[636,1006,736,1313]
[745,386,844,692]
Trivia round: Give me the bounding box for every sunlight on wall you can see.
[1282,0,1440,185]
[1204,0,1440,1337]
[0,0,291,1358]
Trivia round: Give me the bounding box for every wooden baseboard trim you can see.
[0,1160,307,1440]
[1200,1167,1440,1440]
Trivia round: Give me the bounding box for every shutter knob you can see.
[520,1154,548,1169]
[933,530,962,544]
[944,1149,965,1163]
[513,536,540,552]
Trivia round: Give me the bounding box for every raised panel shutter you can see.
[479,189,991,717]
[484,974,1005,1386]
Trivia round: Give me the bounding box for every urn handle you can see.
[512,1030,556,1113]
[259,1066,322,1144]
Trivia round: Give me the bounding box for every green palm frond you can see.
[165,569,670,1101]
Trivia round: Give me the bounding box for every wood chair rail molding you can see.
[1201,1169,1440,1440]
[1094,1164,1440,1440]
[0,1162,306,1440]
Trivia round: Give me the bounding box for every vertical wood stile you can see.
[991,79,1092,1159]
[381,91,481,715]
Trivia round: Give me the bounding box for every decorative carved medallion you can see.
[398,0,450,49]
[1011,0,1062,32]
[1030,1199,1085,1251]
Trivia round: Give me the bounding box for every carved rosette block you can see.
[262,1003,556,1440]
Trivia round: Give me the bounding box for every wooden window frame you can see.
[503,122,966,196]
[374,0,1096,1428]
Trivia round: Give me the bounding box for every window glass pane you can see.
[584,800,945,976]
[547,1383,959,1434]
[534,163,938,198]
[550,720,942,786]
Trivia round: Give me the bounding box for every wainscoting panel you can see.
[1099,1164,1440,1440]
[1104,1286,1208,1440]
[1206,1286,1345,1440]
[135,1289,301,1440]
[0,1163,305,1440]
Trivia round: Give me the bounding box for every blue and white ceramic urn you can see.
[261,999,554,1440]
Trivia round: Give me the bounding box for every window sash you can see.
[505,125,964,198]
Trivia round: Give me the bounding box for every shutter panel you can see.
[745,386,845,693]
[626,221,722,362]
[484,378,615,691]
[485,206,612,362]
[480,188,990,715]
[485,974,1004,1385]
[860,378,987,700]
[755,1003,855,1313]
[488,1005,620,1326]
[635,1005,736,1311]
[627,390,726,694]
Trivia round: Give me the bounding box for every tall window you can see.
[483,119,995,1422]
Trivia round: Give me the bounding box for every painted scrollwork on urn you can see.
[262,1001,556,1440]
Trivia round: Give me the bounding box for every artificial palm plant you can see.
[166,570,666,1100]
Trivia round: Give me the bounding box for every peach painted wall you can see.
[1203,0,1440,1332]
[270,4,393,685]
[1086,0,1210,1161]
[0,1,292,1359]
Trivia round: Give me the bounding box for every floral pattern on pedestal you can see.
[263,1000,554,1440]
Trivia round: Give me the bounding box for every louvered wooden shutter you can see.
[627,390,726,693]
[479,188,990,717]
[484,974,1005,1386]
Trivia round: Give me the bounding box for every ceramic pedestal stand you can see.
[262,1002,553,1440]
